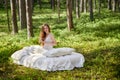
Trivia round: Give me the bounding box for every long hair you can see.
[39,24,50,46]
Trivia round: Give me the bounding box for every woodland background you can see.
[0,0,120,80]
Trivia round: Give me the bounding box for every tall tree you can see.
[72,0,75,12]
[89,0,94,21]
[119,0,120,11]
[84,0,87,13]
[31,0,34,13]
[50,0,55,10]
[94,0,96,9]
[76,0,80,18]
[25,0,34,39]
[16,0,19,20]
[66,0,74,31]
[98,0,101,14]
[57,0,60,22]
[10,0,18,34]
[80,0,84,12]
[19,0,27,29]
[5,0,10,32]
[38,0,42,9]
[112,0,117,12]
[108,0,112,10]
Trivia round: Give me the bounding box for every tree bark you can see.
[38,0,42,9]
[80,0,84,12]
[118,0,120,12]
[84,0,87,13]
[10,0,18,34]
[16,0,19,20]
[94,0,96,10]
[19,0,27,29]
[57,0,60,22]
[112,0,117,12]
[66,0,74,31]
[76,0,80,18]
[98,0,101,15]
[5,0,10,32]
[51,0,55,10]
[89,0,94,21]
[72,0,75,12]
[25,0,34,39]
[108,0,112,10]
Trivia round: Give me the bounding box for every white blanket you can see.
[11,45,85,71]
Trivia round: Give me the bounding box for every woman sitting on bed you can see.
[39,23,57,50]
[11,23,85,71]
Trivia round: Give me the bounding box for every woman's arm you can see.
[50,34,57,46]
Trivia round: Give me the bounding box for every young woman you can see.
[39,24,57,50]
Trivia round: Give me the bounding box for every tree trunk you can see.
[89,0,94,21]
[98,0,101,15]
[57,0,60,22]
[10,0,18,34]
[112,0,117,12]
[76,0,80,18]
[66,0,74,31]
[25,0,34,39]
[19,0,27,29]
[108,0,112,10]
[84,0,87,13]
[16,0,20,20]
[51,0,55,10]
[72,0,75,13]
[5,0,10,32]
[80,0,84,12]
[94,0,96,10]
[38,0,42,9]
[119,0,120,12]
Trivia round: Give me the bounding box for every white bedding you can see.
[11,45,85,71]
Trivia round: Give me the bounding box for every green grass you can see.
[0,7,120,80]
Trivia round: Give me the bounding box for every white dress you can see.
[11,34,85,71]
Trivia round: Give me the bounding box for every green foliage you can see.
[0,6,120,80]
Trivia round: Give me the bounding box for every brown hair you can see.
[39,24,50,46]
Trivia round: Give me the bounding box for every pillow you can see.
[43,47,75,57]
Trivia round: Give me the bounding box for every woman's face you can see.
[43,26,49,33]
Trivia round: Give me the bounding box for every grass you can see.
[0,7,120,80]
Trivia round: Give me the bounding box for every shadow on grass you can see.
[84,45,120,79]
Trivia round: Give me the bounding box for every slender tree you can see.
[94,0,96,9]
[5,0,10,32]
[76,0,80,18]
[66,0,74,31]
[25,0,34,39]
[84,0,87,13]
[19,0,27,29]
[57,0,60,22]
[108,0,112,10]
[98,0,101,15]
[112,0,117,12]
[16,0,19,20]
[38,0,42,9]
[31,0,34,14]
[50,0,55,10]
[119,0,120,11]
[89,0,94,21]
[72,0,75,12]
[80,0,84,12]
[10,0,18,34]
